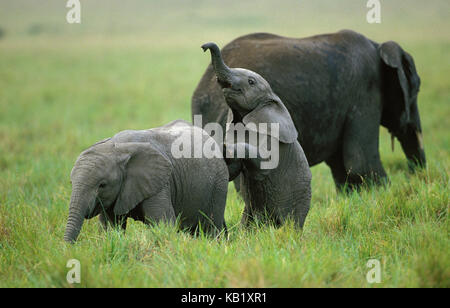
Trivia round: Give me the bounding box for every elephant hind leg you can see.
[342,112,388,189]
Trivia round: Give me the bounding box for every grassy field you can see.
[0,0,449,287]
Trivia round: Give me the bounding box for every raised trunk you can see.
[64,185,94,243]
[201,42,234,84]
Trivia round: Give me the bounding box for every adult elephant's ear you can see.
[243,94,298,144]
[379,41,421,129]
[113,142,172,216]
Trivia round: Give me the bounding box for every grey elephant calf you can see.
[64,120,229,243]
[202,43,312,228]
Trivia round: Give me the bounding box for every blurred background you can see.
[0,0,449,43]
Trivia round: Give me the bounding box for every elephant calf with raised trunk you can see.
[64,120,229,243]
[202,42,312,228]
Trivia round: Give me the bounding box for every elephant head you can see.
[379,41,426,171]
[201,42,298,144]
[64,141,172,243]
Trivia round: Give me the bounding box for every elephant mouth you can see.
[217,77,232,89]
[223,89,243,103]
[217,78,242,93]
[85,198,103,219]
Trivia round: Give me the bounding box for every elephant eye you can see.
[99,182,106,189]
[248,78,256,86]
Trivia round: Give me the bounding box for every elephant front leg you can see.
[342,113,388,190]
[98,208,128,232]
[140,187,176,226]
[239,177,259,227]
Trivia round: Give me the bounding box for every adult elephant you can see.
[192,30,426,190]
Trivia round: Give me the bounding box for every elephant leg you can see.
[141,187,176,226]
[239,178,256,227]
[240,190,271,227]
[241,204,255,227]
[98,208,127,231]
[224,147,242,192]
[326,150,350,192]
[342,114,387,189]
[208,177,228,236]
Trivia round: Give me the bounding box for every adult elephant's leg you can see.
[325,150,349,192]
[342,114,387,189]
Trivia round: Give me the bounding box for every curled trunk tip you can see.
[201,42,219,53]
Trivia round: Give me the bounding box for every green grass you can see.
[0,0,449,287]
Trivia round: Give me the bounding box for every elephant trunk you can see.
[407,131,426,170]
[64,184,95,243]
[397,128,426,172]
[201,42,234,86]
[395,98,426,171]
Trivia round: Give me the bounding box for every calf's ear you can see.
[242,94,298,144]
[113,142,172,216]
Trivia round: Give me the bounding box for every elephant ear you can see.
[379,41,421,129]
[242,94,298,144]
[113,142,172,216]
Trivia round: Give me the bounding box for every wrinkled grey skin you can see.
[64,120,228,243]
[202,42,312,228]
[193,30,426,191]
